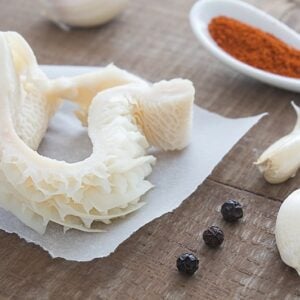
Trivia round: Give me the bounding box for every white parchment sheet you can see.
[0,66,264,261]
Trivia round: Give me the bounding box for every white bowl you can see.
[190,0,300,92]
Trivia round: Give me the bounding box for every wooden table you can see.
[1,0,300,299]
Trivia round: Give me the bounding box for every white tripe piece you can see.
[0,31,195,234]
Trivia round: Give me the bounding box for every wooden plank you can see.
[1,0,298,204]
[0,180,299,299]
[0,0,299,298]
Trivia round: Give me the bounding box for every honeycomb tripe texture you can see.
[0,31,195,234]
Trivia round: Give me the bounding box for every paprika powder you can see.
[208,16,300,78]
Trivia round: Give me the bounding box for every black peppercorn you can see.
[202,225,224,248]
[221,200,243,222]
[176,253,199,275]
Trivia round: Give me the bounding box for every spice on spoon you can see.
[208,16,300,78]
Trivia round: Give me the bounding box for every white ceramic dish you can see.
[190,0,300,92]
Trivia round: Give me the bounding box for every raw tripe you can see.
[0,32,195,234]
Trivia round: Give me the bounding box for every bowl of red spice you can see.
[190,0,300,92]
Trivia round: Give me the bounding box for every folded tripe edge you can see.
[0,31,195,234]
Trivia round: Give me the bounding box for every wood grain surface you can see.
[0,0,300,299]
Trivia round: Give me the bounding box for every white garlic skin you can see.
[276,189,300,275]
[255,102,300,184]
[41,0,130,28]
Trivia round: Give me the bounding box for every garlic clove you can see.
[40,0,130,28]
[276,189,300,275]
[0,31,195,234]
[255,102,300,184]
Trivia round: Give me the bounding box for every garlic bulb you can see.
[276,189,300,275]
[40,0,130,28]
[255,102,300,184]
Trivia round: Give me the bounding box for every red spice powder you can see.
[208,16,300,78]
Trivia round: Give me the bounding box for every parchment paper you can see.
[0,66,264,261]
